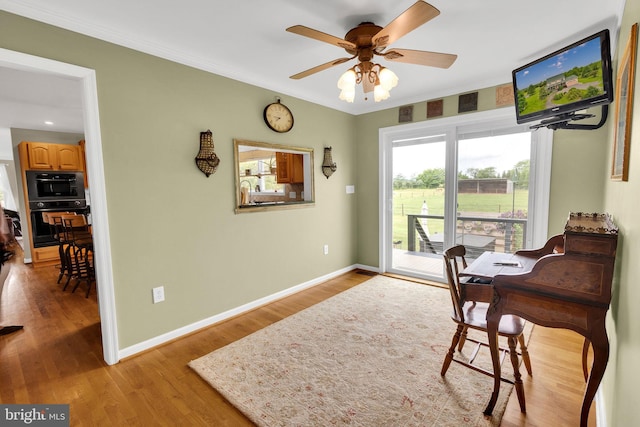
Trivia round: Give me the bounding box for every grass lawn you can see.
[393,188,529,250]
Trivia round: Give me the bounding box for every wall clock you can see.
[263,99,294,133]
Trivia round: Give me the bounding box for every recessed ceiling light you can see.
[44,121,54,125]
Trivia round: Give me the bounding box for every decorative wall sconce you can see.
[195,129,220,177]
[321,146,337,179]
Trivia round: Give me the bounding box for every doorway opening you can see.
[0,48,117,364]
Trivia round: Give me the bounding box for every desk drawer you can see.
[565,234,617,257]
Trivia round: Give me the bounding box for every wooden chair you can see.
[441,244,532,412]
[61,214,94,297]
[43,211,72,285]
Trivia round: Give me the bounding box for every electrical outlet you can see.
[323,244,329,255]
[152,286,165,304]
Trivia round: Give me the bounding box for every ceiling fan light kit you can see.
[338,63,399,103]
[287,1,457,103]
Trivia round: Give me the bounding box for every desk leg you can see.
[483,308,502,416]
[582,338,591,382]
[581,319,609,427]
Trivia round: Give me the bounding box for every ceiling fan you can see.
[286,1,457,102]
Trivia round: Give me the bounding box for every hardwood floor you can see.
[0,247,595,426]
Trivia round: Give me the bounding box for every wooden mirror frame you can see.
[233,139,315,213]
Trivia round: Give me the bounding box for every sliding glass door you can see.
[455,132,532,259]
[380,109,552,282]
[390,135,447,276]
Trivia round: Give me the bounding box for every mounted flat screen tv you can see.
[512,29,613,126]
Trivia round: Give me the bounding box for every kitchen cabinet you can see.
[21,141,82,171]
[276,152,304,184]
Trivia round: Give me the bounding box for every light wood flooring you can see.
[0,246,595,426]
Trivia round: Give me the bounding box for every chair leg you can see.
[457,326,468,351]
[517,334,533,375]
[56,243,66,284]
[62,245,75,291]
[441,324,464,376]
[508,336,526,413]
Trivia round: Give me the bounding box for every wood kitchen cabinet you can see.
[276,152,304,184]
[21,141,82,171]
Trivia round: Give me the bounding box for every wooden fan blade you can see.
[383,48,457,69]
[290,57,353,79]
[286,25,356,50]
[373,1,440,49]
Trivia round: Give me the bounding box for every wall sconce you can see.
[195,129,220,177]
[322,146,337,179]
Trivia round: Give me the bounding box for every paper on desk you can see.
[492,261,522,267]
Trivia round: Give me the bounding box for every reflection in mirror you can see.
[233,139,314,213]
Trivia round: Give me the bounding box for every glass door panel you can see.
[456,132,531,258]
[390,136,447,280]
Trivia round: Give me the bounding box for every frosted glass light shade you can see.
[339,87,355,103]
[379,68,398,91]
[374,85,390,102]
[337,69,357,89]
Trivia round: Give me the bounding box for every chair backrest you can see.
[60,214,87,243]
[60,213,85,228]
[443,245,468,323]
[43,211,68,226]
[43,211,69,241]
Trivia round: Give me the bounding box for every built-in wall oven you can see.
[25,171,87,248]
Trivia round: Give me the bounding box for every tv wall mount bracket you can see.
[530,104,609,131]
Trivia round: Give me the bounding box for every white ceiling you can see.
[0,0,626,133]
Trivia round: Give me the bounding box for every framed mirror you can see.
[233,139,315,213]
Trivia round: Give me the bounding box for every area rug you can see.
[189,275,530,426]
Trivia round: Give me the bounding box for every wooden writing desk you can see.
[480,213,618,427]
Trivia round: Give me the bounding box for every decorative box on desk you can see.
[564,212,618,256]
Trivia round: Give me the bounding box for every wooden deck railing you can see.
[407,214,528,255]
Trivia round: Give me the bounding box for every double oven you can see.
[25,171,87,247]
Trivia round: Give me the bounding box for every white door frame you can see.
[0,48,118,365]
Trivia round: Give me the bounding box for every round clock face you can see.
[263,101,294,133]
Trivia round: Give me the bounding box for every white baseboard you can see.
[354,263,379,273]
[118,264,376,360]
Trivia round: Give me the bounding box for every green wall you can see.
[0,11,357,349]
[602,1,640,426]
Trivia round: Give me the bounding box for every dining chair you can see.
[441,244,532,413]
[61,214,95,297]
[43,211,72,286]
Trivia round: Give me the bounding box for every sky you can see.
[393,133,531,178]
[514,35,603,89]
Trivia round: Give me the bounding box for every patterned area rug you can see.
[189,275,528,426]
